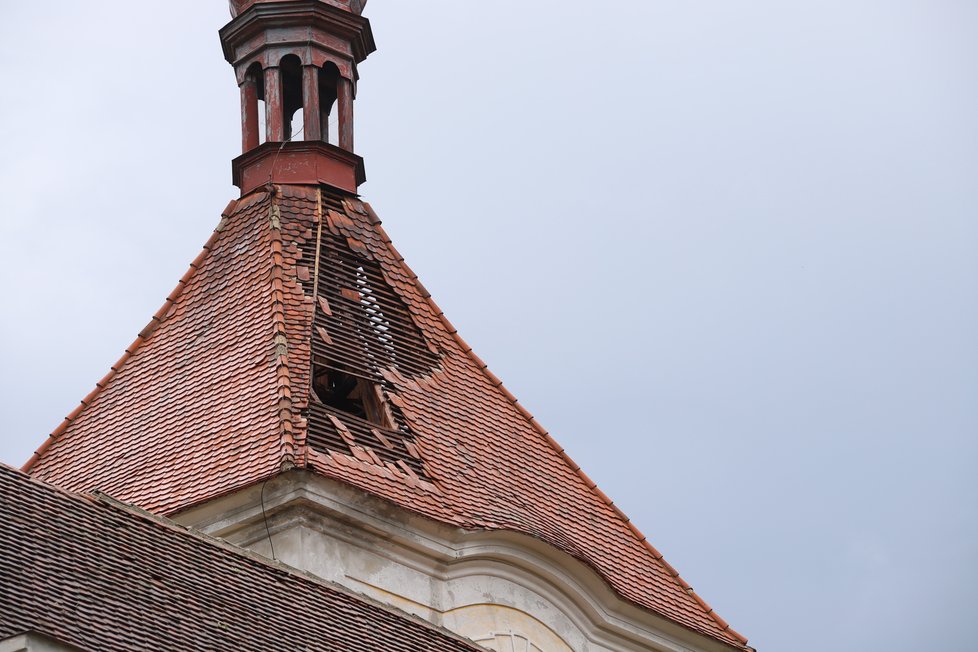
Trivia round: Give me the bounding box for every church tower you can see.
[24,3,750,651]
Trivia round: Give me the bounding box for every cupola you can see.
[221,0,375,195]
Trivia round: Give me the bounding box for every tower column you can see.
[337,78,354,152]
[303,66,322,142]
[240,74,260,152]
[264,66,285,142]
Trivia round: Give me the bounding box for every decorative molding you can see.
[473,632,545,652]
[175,471,738,652]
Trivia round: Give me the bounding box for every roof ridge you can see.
[294,187,327,470]
[21,201,238,474]
[268,188,298,470]
[359,200,750,649]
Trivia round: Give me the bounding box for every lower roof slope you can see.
[26,192,285,510]
[25,185,748,649]
[0,465,484,652]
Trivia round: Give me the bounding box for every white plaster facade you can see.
[0,634,78,652]
[175,470,738,652]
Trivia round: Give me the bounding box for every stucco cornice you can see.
[175,471,744,652]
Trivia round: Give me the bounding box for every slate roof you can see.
[25,185,749,649]
[0,464,484,652]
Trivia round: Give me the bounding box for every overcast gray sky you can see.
[1,2,976,651]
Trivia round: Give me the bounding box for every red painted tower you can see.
[223,0,375,195]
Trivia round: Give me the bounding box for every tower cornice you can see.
[231,0,368,19]
[232,141,365,196]
[220,0,376,67]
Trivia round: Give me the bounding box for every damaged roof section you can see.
[301,196,440,485]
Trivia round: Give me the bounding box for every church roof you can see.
[24,185,749,649]
[0,464,484,652]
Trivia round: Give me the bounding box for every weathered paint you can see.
[337,77,354,152]
[231,141,365,196]
[263,66,285,142]
[302,66,322,142]
[240,74,260,152]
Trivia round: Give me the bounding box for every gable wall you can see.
[176,471,738,652]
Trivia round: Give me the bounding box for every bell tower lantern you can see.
[221,0,375,195]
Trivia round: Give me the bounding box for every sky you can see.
[1,2,976,651]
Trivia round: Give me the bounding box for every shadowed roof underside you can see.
[25,186,748,649]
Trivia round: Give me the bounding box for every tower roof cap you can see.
[230,0,366,18]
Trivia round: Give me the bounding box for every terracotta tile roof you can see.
[26,194,284,510]
[25,185,749,649]
[0,464,485,652]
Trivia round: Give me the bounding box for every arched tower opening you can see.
[280,55,305,141]
[319,63,341,144]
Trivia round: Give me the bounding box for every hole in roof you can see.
[312,365,395,429]
[297,197,439,482]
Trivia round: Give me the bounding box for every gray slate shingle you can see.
[0,465,482,652]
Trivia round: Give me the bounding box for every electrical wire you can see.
[259,477,277,561]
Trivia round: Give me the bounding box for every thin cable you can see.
[310,190,325,307]
[267,118,305,186]
[260,477,277,561]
